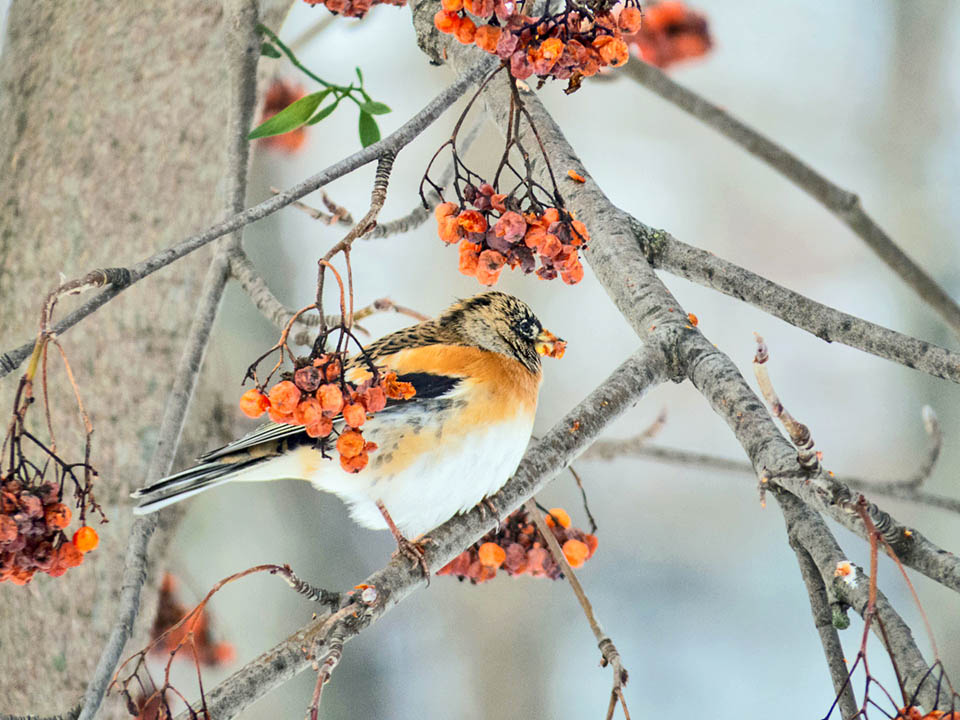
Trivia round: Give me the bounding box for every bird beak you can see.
[535,328,566,359]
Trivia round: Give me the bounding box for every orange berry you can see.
[539,37,564,62]
[342,402,367,428]
[305,417,334,438]
[546,507,571,528]
[293,397,323,427]
[561,261,584,285]
[567,169,586,183]
[455,16,477,44]
[478,542,506,569]
[239,388,270,418]
[542,207,560,225]
[562,539,589,568]
[490,193,507,212]
[324,358,342,381]
[267,406,294,424]
[539,233,562,259]
[434,201,458,221]
[524,225,547,251]
[593,36,629,67]
[618,6,642,34]
[459,241,481,276]
[457,209,487,233]
[570,219,590,245]
[44,503,72,530]
[584,533,599,558]
[440,0,462,10]
[383,372,416,400]
[474,24,501,53]
[73,526,99,553]
[268,380,301,415]
[434,9,459,33]
[0,515,16,542]
[317,383,344,416]
[337,429,366,458]
[340,451,369,473]
[687,312,698,326]
[361,385,387,413]
[438,214,461,244]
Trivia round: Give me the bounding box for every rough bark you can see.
[0,1,287,714]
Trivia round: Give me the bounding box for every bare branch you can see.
[267,187,354,225]
[789,540,858,719]
[777,489,939,710]
[525,501,630,720]
[176,345,670,719]
[638,227,960,386]
[77,4,261,716]
[624,59,960,340]
[0,58,496,381]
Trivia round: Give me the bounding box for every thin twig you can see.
[0,58,496,381]
[625,59,960,340]
[268,188,354,225]
[789,540,859,719]
[581,407,956,514]
[525,501,630,720]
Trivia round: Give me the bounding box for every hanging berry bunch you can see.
[239,265,416,475]
[302,0,406,20]
[438,506,598,583]
[1,299,107,585]
[435,0,641,92]
[422,67,590,286]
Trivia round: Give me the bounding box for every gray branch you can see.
[640,228,960,385]
[625,60,960,340]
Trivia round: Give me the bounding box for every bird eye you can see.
[517,317,539,338]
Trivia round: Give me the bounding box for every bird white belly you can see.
[310,415,534,537]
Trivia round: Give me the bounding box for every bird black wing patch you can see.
[388,372,461,406]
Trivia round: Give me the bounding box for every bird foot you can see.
[477,497,502,531]
[392,535,433,581]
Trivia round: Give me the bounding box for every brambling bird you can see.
[133,292,564,565]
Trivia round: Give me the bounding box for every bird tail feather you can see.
[131,457,267,515]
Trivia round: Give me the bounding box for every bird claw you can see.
[477,498,501,531]
[393,536,433,582]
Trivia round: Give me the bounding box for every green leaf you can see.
[355,67,364,85]
[306,99,339,125]
[248,90,328,139]
[358,111,380,147]
[358,100,391,115]
[260,42,281,58]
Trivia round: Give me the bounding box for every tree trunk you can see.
[0,1,287,714]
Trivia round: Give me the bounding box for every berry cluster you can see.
[624,1,712,69]
[0,477,99,585]
[437,506,597,583]
[436,189,589,285]
[434,0,640,88]
[150,573,235,668]
[303,0,405,19]
[240,353,415,474]
[901,709,960,720]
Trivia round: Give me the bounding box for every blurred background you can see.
[138,1,960,717]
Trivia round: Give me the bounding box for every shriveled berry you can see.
[294,365,322,393]
[44,503,72,530]
[457,209,487,233]
[317,383,345,416]
[339,451,369,473]
[0,515,17,543]
[455,16,477,44]
[269,381,301,415]
[337,429,366,458]
[434,9,459,32]
[293,397,323,427]
[360,385,387,413]
[342,402,367,428]
[305,416,334,439]
[383,372,416,400]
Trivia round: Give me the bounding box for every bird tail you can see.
[131,457,268,515]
